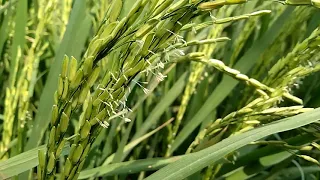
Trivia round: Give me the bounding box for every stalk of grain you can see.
[39,0,286,178]
[264,26,320,87]
[38,0,200,178]
[165,8,272,156]
[241,6,315,106]
[184,53,316,153]
[0,0,61,160]
[166,6,231,157]
[284,0,320,8]
[0,49,21,159]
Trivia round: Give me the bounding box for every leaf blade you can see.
[146,107,320,180]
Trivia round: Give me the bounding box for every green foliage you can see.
[0,0,320,180]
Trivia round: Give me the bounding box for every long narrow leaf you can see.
[0,144,70,179]
[79,156,183,179]
[146,107,320,180]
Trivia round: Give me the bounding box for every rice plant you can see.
[0,0,320,180]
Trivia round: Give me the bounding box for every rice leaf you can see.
[79,156,183,179]
[0,144,70,179]
[145,107,320,180]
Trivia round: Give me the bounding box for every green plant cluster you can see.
[0,0,320,180]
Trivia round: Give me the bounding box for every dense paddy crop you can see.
[0,0,320,179]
